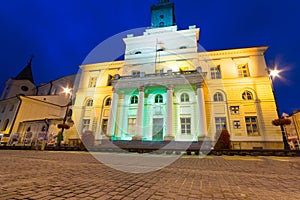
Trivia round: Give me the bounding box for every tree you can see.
[214,129,232,150]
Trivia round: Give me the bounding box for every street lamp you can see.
[58,87,73,140]
[268,68,290,150]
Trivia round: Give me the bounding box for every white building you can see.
[73,0,283,149]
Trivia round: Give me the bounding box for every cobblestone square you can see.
[0,150,299,199]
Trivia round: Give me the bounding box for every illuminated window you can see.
[245,117,259,136]
[213,92,224,102]
[88,77,97,88]
[105,97,111,106]
[210,65,221,79]
[86,99,93,107]
[1,119,9,131]
[181,117,191,134]
[128,118,136,134]
[242,91,253,100]
[230,106,240,114]
[155,94,163,103]
[130,96,138,104]
[237,64,250,77]
[233,120,241,129]
[181,93,189,102]
[215,117,226,131]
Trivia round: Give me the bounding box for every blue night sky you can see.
[0,0,299,114]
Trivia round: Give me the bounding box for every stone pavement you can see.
[0,150,299,200]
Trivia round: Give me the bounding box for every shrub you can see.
[272,118,291,126]
[214,129,232,150]
[81,130,95,147]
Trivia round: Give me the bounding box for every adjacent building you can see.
[0,58,77,146]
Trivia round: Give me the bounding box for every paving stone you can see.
[0,150,299,200]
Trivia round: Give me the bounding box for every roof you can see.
[14,57,34,84]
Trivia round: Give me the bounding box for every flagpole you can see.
[155,38,158,73]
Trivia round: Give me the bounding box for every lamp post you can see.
[268,68,290,150]
[58,87,72,139]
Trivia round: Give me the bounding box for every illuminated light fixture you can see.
[63,87,72,95]
[269,69,280,78]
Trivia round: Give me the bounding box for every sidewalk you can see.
[0,150,299,199]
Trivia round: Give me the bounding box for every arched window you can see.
[214,92,224,102]
[242,91,253,100]
[130,96,138,104]
[105,97,111,106]
[1,119,9,131]
[181,93,189,102]
[155,94,163,103]
[86,99,93,107]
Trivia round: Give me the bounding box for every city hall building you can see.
[73,0,283,149]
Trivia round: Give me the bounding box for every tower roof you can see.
[15,56,34,84]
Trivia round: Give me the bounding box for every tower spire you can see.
[15,55,35,84]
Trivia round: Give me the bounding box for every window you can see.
[107,75,113,86]
[233,121,241,129]
[155,94,163,103]
[105,97,111,106]
[159,22,164,27]
[88,77,97,88]
[230,106,240,114]
[213,92,224,102]
[210,65,221,79]
[130,96,138,104]
[237,64,250,77]
[132,71,140,77]
[1,119,9,131]
[1,105,6,113]
[242,91,253,100]
[135,51,142,54]
[101,119,108,135]
[181,117,191,134]
[215,117,226,131]
[41,126,46,132]
[245,117,259,136]
[82,119,90,132]
[86,99,93,107]
[9,104,14,111]
[21,85,29,91]
[128,118,136,134]
[155,68,164,74]
[181,93,189,102]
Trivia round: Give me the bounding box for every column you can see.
[116,95,124,139]
[164,85,174,141]
[197,82,208,139]
[133,87,144,140]
[107,89,118,139]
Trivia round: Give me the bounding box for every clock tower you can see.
[151,0,176,28]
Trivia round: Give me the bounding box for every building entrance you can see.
[152,118,164,141]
